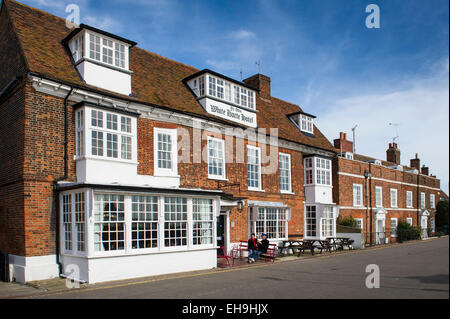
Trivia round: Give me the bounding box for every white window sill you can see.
[154,173,180,178]
[208,176,228,182]
[87,245,216,258]
[280,190,295,195]
[74,155,138,165]
[248,188,265,192]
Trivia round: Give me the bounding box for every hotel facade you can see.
[0,0,340,283]
[0,1,442,284]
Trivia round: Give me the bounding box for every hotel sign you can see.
[200,98,257,128]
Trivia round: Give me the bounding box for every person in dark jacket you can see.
[258,233,270,254]
[247,233,261,263]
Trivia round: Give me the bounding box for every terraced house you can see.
[333,132,441,245]
[0,0,339,283]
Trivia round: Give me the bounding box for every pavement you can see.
[1,237,448,299]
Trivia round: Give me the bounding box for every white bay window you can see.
[61,191,218,257]
[305,204,337,239]
[304,156,332,186]
[75,105,137,163]
[254,207,288,240]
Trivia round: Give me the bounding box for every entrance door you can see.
[421,216,428,238]
[376,219,385,244]
[217,214,225,251]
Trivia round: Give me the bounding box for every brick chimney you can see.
[243,74,271,99]
[334,132,354,153]
[386,143,401,165]
[421,165,429,176]
[410,153,420,170]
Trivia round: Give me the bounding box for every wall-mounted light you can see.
[237,200,244,211]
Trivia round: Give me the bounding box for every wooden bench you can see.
[260,243,277,263]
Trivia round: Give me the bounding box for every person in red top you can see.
[247,233,261,263]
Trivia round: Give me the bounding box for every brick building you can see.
[333,132,441,245]
[0,0,339,283]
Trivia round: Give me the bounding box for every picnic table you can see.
[300,239,332,256]
[279,239,303,256]
[327,237,354,251]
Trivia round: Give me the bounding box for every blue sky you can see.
[13,0,450,193]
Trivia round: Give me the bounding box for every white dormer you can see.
[289,111,315,135]
[368,159,382,166]
[344,152,354,160]
[184,70,257,127]
[65,25,137,96]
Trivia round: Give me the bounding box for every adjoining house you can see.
[332,132,441,245]
[0,0,339,284]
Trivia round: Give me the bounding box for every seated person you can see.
[247,233,261,263]
[258,233,269,255]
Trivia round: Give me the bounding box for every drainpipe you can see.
[53,86,74,276]
[364,170,372,246]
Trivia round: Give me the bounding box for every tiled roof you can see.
[3,0,334,152]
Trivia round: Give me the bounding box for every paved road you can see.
[21,237,450,299]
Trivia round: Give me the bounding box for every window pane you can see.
[94,194,125,251]
[164,197,187,247]
[131,196,159,249]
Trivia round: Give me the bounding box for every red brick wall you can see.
[137,116,306,242]
[0,83,26,255]
[334,156,441,238]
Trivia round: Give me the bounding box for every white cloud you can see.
[316,62,449,194]
[226,29,256,40]
[83,15,122,33]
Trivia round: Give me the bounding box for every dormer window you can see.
[64,24,137,96]
[288,111,316,135]
[300,114,314,134]
[184,70,257,127]
[345,152,354,160]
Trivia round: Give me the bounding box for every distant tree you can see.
[436,200,449,233]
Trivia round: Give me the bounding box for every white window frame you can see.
[345,152,354,160]
[279,153,292,193]
[353,184,363,207]
[254,207,288,240]
[354,218,363,230]
[320,206,335,238]
[247,145,262,191]
[390,218,398,237]
[390,189,398,208]
[375,186,383,207]
[299,114,314,134]
[406,191,413,208]
[75,106,137,164]
[420,192,426,209]
[154,127,178,177]
[305,205,317,238]
[207,137,226,180]
[406,217,413,226]
[204,74,256,110]
[430,194,435,209]
[87,31,129,70]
